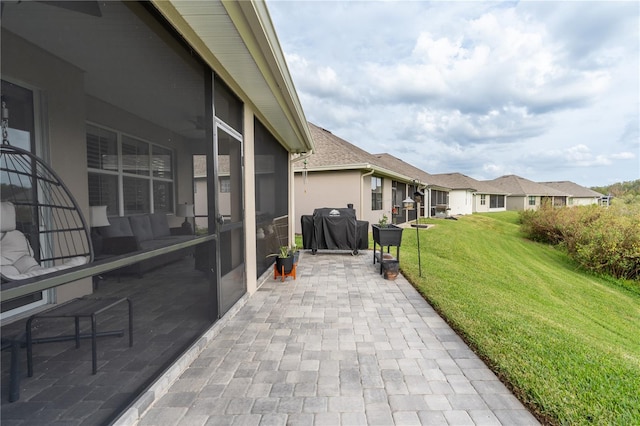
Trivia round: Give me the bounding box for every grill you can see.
[301,207,369,255]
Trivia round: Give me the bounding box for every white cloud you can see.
[268,0,640,187]
[610,152,636,160]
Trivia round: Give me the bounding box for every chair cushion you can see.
[1,201,17,232]
[0,229,40,279]
[129,215,154,242]
[101,216,134,238]
[148,213,170,238]
[0,255,87,281]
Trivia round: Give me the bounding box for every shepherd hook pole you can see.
[417,202,422,277]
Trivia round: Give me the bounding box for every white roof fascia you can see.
[295,163,425,185]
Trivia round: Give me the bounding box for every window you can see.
[432,190,449,206]
[220,176,231,193]
[371,176,383,210]
[490,195,504,208]
[480,194,486,205]
[87,124,174,215]
[528,196,536,206]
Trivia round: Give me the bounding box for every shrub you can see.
[520,205,640,280]
[519,205,563,244]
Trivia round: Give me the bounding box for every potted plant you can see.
[267,245,295,274]
[290,245,300,264]
[371,214,403,247]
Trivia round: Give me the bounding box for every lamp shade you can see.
[176,203,195,218]
[89,205,110,227]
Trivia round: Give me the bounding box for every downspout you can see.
[289,151,313,245]
[360,167,374,221]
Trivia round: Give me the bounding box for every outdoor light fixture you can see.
[176,202,195,233]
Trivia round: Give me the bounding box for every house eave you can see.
[152,0,314,154]
[294,163,447,189]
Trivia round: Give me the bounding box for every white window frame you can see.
[371,176,383,211]
[86,122,175,216]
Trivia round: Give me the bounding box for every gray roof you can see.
[539,181,604,198]
[486,175,567,196]
[429,173,507,194]
[371,153,443,189]
[295,123,444,187]
[295,123,381,170]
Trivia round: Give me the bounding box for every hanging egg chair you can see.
[1,102,93,282]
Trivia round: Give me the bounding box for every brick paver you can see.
[134,251,539,425]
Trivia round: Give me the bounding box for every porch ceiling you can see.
[0,0,312,154]
[158,0,313,154]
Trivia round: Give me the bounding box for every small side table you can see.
[1,333,25,402]
[26,297,133,376]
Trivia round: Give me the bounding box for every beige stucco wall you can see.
[372,175,394,226]
[292,170,401,233]
[2,30,92,303]
[243,107,258,294]
[506,195,538,211]
[293,170,362,234]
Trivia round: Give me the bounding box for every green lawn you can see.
[397,212,640,425]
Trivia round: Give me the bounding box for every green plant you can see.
[378,214,389,227]
[266,245,291,259]
[520,204,640,280]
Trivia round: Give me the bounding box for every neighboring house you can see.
[293,123,425,233]
[487,175,568,210]
[429,173,508,215]
[372,153,451,219]
[1,0,312,418]
[539,181,605,206]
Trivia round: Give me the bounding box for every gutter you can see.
[290,151,313,164]
[360,167,374,220]
[293,163,422,184]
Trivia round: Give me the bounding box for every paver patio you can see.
[132,250,539,426]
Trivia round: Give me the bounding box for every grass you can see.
[396,212,640,425]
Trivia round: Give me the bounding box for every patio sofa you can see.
[96,213,193,277]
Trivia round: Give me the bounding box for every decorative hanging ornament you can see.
[2,99,10,145]
[303,159,308,193]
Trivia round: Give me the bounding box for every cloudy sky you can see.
[267,1,639,187]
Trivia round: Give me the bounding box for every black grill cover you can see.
[301,208,368,252]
